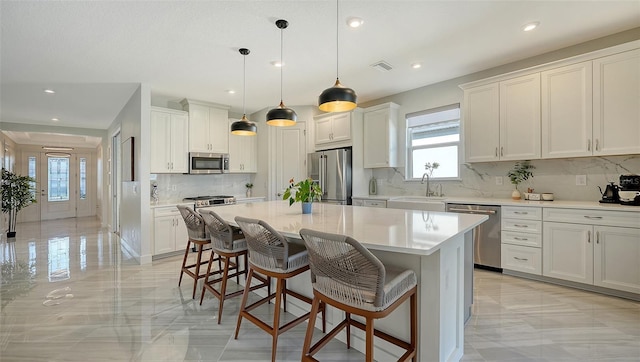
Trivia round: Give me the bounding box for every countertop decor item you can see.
[266,19,297,126]
[245,183,253,198]
[282,178,322,213]
[1,168,37,238]
[231,48,257,136]
[507,161,535,200]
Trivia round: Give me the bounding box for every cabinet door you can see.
[243,134,257,172]
[593,225,640,294]
[150,111,171,173]
[364,108,396,168]
[593,49,640,156]
[543,222,593,284]
[208,107,229,154]
[499,73,541,160]
[170,113,189,173]
[228,125,257,173]
[330,112,351,142]
[541,62,593,158]
[174,216,188,252]
[154,215,176,254]
[463,83,500,162]
[188,104,210,152]
[315,115,333,144]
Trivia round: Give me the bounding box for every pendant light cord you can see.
[280,26,284,103]
[335,0,339,80]
[243,52,246,116]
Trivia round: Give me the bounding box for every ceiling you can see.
[1,1,639,146]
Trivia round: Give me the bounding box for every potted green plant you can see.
[1,168,37,238]
[507,161,535,200]
[245,183,253,198]
[282,177,322,214]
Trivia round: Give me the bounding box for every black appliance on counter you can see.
[619,174,640,206]
[183,195,236,209]
[598,182,620,204]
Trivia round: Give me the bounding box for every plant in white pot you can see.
[1,168,37,238]
[507,161,535,200]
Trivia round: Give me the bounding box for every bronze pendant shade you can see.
[318,0,357,113]
[231,48,257,136]
[266,19,297,127]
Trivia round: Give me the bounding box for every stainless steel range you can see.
[183,195,236,209]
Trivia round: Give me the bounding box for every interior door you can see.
[40,152,77,220]
[275,122,306,199]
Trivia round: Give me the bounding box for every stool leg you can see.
[282,279,287,313]
[235,255,241,284]
[235,267,254,339]
[302,297,321,359]
[178,240,191,286]
[271,277,285,362]
[192,243,205,299]
[410,292,417,361]
[200,250,216,305]
[217,255,231,324]
[346,312,351,349]
[365,317,374,362]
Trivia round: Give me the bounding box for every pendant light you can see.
[266,19,297,126]
[231,48,257,136]
[318,0,357,113]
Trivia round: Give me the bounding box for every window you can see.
[28,156,37,198]
[48,156,70,201]
[406,104,460,180]
[79,157,87,200]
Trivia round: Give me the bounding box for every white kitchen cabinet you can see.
[501,206,542,275]
[180,99,230,154]
[593,49,640,156]
[363,103,399,168]
[228,119,257,173]
[463,74,540,162]
[150,107,189,174]
[153,206,188,255]
[314,111,353,150]
[541,62,593,158]
[542,207,640,294]
[352,197,387,208]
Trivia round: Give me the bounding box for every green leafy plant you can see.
[507,161,535,189]
[1,168,37,237]
[424,162,440,177]
[245,183,253,189]
[282,177,322,206]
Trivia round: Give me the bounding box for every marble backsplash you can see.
[370,155,640,202]
[150,173,252,203]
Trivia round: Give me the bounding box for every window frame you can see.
[406,104,462,181]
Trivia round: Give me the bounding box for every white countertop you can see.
[211,200,488,256]
[353,195,640,212]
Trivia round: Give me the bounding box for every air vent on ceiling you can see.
[370,60,393,72]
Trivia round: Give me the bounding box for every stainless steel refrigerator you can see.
[308,148,352,205]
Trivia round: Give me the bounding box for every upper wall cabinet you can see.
[464,74,540,162]
[363,102,399,168]
[314,111,357,151]
[228,119,257,173]
[180,99,230,154]
[593,49,640,156]
[150,107,189,174]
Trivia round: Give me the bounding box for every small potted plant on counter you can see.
[245,183,253,198]
[282,177,322,214]
[507,161,535,200]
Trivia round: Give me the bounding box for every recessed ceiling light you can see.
[44,89,55,94]
[51,118,59,121]
[226,90,236,94]
[411,63,422,69]
[271,61,284,67]
[522,22,539,32]
[347,17,364,28]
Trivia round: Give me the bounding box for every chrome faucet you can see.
[421,173,433,197]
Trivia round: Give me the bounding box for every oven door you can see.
[189,153,229,174]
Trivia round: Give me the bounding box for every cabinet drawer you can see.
[363,200,387,208]
[502,230,542,247]
[543,208,640,228]
[501,244,542,275]
[502,219,542,234]
[154,206,183,217]
[502,206,542,220]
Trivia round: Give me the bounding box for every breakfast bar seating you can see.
[299,228,417,362]
[234,217,326,362]
[177,205,217,298]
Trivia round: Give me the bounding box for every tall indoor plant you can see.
[282,177,322,214]
[1,168,36,238]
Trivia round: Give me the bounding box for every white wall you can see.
[357,29,640,201]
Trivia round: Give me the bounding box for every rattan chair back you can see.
[235,217,289,271]
[176,205,209,241]
[200,209,242,251]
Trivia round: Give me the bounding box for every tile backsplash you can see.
[371,155,640,202]
[151,173,252,203]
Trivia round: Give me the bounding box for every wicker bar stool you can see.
[177,205,216,299]
[234,217,325,362]
[299,228,417,362]
[199,209,268,323]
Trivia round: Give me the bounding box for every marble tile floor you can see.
[1,217,639,361]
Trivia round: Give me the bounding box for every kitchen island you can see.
[212,201,488,362]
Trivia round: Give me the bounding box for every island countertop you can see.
[210,200,488,256]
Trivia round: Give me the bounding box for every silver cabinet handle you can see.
[500,147,504,157]
[596,231,600,244]
[448,208,496,214]
[595,139,599,151]
[514,211,528,215]
[167,162,170,170]
[514,224,528,228]
[584,216,603,220]
[587,230,591,243]
[514,257,529,261]
[514,237,528,241]
[495,147,498,157]
[587,139,591,151]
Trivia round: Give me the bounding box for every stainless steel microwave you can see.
[188,153,229,174]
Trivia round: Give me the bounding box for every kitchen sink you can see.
[386,196,447,211]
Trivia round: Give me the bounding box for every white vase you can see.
[511,189,521,200]
[246,189,251,198]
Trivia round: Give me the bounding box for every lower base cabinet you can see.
[153,207,188,255]
[501,243,542,275]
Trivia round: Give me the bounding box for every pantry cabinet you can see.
[180,99,230,154]
[314,112,352,150]
[228,119,257,173]
[150,107,189,173]
[363,103,399,168]
[153,206,188,255]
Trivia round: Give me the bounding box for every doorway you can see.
[111,131,121,234]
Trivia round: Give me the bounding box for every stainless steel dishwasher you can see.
[446,203,502,271]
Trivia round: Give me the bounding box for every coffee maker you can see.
[619,174,640,206]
